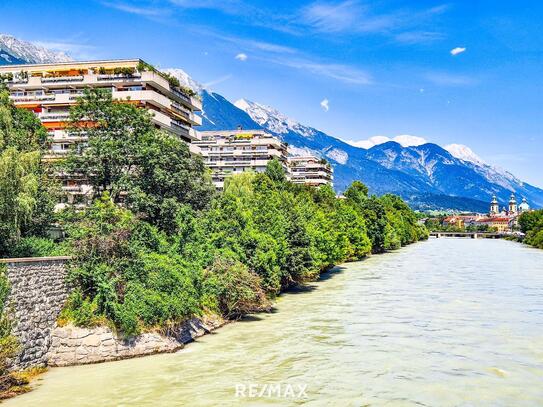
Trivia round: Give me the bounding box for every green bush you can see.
[203,257,269,318]
[7,237,66,258]
[519,210,543,249]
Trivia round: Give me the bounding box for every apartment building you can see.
[0,59,202,204]
[193,130,288,190]
[287,155,333,187]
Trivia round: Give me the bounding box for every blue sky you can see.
[1,0,542,185]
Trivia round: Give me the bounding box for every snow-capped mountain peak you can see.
[234,98,317,138]
[346,135,427,149]
[445,144,486,166]
[0,34,72,64]
[162,68,203,93]
[444,143,521,189]
[233,98,251,112]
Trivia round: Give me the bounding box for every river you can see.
[6,238,543,406]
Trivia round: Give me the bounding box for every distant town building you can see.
[442,194,533,233]
[193,129,288,190]
[443,216,465,229]
[519,197,531,213]
[489,193,531,219]
[490,195,500,215]
[287,155,333,187]
[472,216,514,233]
[0,59,202,205]
[473,193,533,232]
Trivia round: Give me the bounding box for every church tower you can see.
[508,193,517,215]
[490,195,499,216]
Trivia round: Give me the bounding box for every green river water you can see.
[6,238,543,406]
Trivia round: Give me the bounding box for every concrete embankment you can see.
[47,315,225,367]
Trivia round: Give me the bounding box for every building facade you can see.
[193,130,288,190]
[472,193,533,232]
[0,59,202,204]
[287,155,333,187]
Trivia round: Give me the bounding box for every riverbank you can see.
[6,238,543,406]
[1,242,410,400]
[47,314,226,367]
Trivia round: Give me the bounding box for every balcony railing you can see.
[97,74,142,81]
[40,113,71,121]
[171,88,191,103]
[42,76,84,84]
[171,120,190,131]
[171,102,191,119]
[11,95,56,102]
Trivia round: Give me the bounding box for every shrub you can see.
[7,237,66,258]
[203,257,270,318]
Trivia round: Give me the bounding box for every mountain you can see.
[199,92,543,211]
[0,34,71,65]
[0,49,26,65]
[2,34,540,211]
[363,142,543,208]
[231,99,439,196]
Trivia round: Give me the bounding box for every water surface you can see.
[7,239,543,406]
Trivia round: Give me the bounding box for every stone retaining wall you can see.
[1,256,226,369]
[1,257,72,369]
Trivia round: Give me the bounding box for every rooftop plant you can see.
[136,61,199,99]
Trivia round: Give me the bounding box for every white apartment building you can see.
[193,130,288,190]
[0,59,202,204]
[287,155,333,187]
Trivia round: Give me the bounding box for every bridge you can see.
[429,232,505,239]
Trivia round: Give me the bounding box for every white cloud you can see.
[425,72,475,86]
[394,31,445,44]
[299,1,449,40]
[450,47,466,56]
[235,53,248,61]
[203,74,233,88]
[302,0,392,32]
[271,58,372,85]
[191,27,371,85]
[395,135,428,147]
[101,1,165,17]
[345,135,428,149]
[320,98,329,111]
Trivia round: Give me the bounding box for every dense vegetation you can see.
[1,88,427,342]
[518,210,543,249]
[0,89,58,257]
[0,88,60,396]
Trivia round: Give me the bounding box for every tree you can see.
[66,89,215,231]
[344,181,369,206]
[265,158,287,184]
[65,88,155,202]
[0,148,40,253]
[0,90,55,255]
[519,210,543,249]
[123,131,215,232]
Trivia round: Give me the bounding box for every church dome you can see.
[519,198,530,212]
